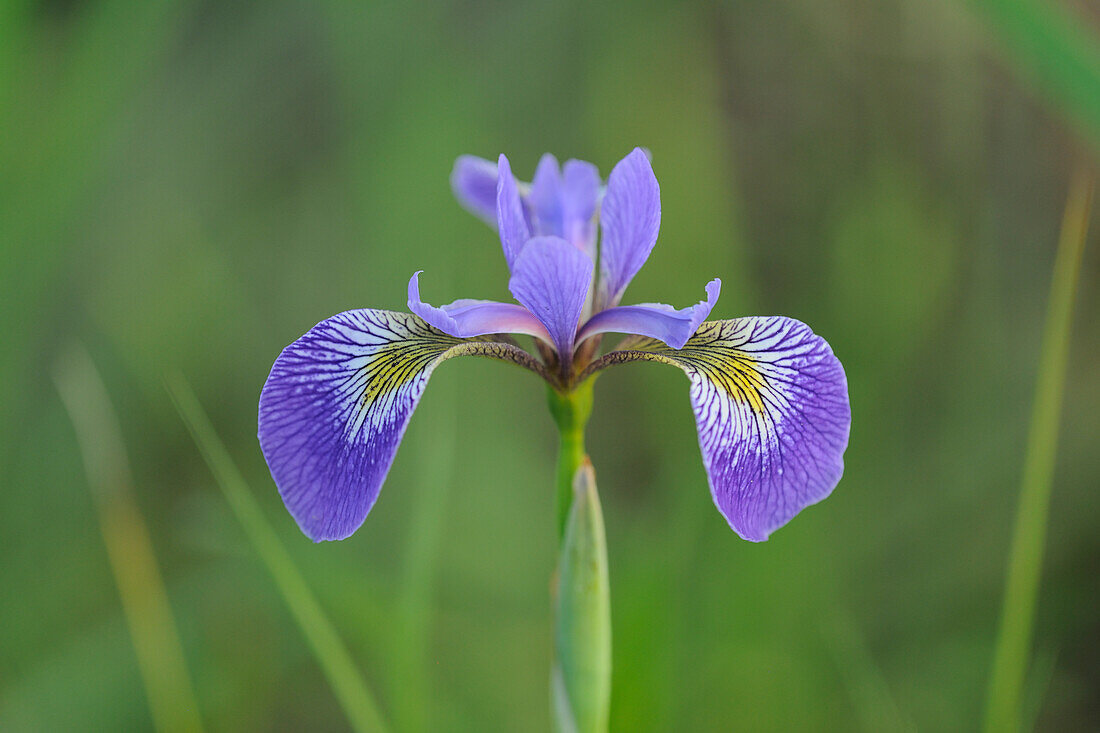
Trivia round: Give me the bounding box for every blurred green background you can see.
[3,0,1099,730]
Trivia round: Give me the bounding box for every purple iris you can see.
[259,148,850,542]
[421,150,721,366]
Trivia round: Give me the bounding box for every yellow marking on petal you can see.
[703,351,770,417]
[352,325,464,405]
[642,333,772,417]
[352,324,545,409]
[358,340,442,404]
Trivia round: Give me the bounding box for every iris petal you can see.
[407,271,551,341]
[561,159,600,258]
[589,317,849,541]
[508,236,593,359]
[259,309,549,541]
[496,155,531,268]
[598,148,661,305]
[529,153,564,238]
[577,279,720,349]
[258,310,472,541]
[450,155,498,226]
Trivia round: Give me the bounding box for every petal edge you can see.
[407,271,550,341]
[497,155,531,268]
[451,155,499,226]
[577,278,720,349]
[598,148,661,305]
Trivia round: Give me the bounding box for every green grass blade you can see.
[983,172,1093,732]
[166,374,389,733]
[965,0,1100,149]
[54,346,204,733]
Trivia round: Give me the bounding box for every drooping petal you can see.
[585,318,849,541]
[407,271,550,341]
[561,159,601,258]
[451,155,499,226]
[497,154,531,268]
[529,153,564,238]
[598,148,661,304]
[576,279,720,349]
[259,309,547,541]
[508,236,593,358]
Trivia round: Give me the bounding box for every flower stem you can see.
[552,460,611,733]
[547,382,610,732]
[548,380,595,538]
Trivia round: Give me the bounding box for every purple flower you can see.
[421,151,720,364]
[259,148,850,542]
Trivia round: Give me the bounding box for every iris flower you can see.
[259,148,850,543]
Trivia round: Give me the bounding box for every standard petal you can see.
[576,278,720,349]
[529,153,564,238]
[561,159,601,258]
[585,317,850,541]
[259,309,547,541]
[598,148,661,304]
[451,155,499,226]
[497,154,531,268]
[508,236,593,359]
[407,271,550,341]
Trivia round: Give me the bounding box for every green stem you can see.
[552,460,611,733]
[547,380,610,732]
[548,381,594,537]
[983,172,1092,732]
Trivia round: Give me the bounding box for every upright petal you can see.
[598,148,661,304]
[508,236,593,358]
[529,153,564,238]
[407,271,550,341]
[584,318,849,541]
[259,310,546,541]
[497,154,531,268]
[561,159,601,258]
[451,155,499,226]
[577,278,720,349]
